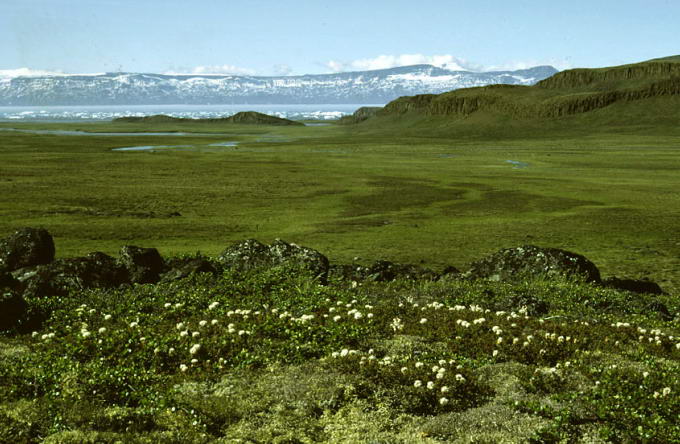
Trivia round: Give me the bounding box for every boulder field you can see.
[0,227,667,331]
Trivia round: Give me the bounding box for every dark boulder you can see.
[118,246,165,284]
[13,253,130,299]
[329,261,439,282]
[439,265,462,280]
[0,289,27,331]
[464,245,601,283]
[161,256,217,282]
[328,264,371,282]
[217,239,329,282]
[365,260,439,282]
[0,227,55,272]
[602,277,664,295]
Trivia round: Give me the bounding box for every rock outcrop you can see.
[218,239,329,283]
[0,227,55,272]
[12,252,130,299]
[118,246,165,284]
[464,245,601,283]
[161,256,217,282]
[602,277,664,295]
[0,289,26,331]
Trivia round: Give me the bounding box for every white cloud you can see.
[164,64,256,76]
[272,64,293,76]
[325,54,483,73]
[485,58,573,72]
[324,54,572,73]
[0,68,66,78]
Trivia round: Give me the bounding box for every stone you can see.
[0,227,55,272]
[161,256,217,282]
[365,260,439,282]
[217,239,329,283]
[0,289,27,331]
[602,277,663,295]
[464,245,601,283]
[118,246,165,284]
[13,253,130,299]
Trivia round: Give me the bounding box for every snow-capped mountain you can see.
[0,65,558,105]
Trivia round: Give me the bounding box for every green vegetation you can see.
[113,111,303,126]
[1,57,679,441]
[1,267,679,442]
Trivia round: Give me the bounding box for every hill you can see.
[353,56,680,136]
[113,111,303,126]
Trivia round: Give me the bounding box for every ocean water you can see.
[0,104,376,122]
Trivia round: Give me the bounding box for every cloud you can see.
[164,64,256,76]
[324,54,572,73]
[0,68,66,78]
[485,58,573,72]
[325,54,483,73]
[272,64,293,76]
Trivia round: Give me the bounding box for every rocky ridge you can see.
[0,227,669,331]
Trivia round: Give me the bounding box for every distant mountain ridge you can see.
[0,65,558,106]
[371,57,680,119]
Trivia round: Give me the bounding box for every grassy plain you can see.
[1,117,679,292]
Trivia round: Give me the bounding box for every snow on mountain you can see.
[0,65,558,106]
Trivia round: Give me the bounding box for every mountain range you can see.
[0,65,558,106]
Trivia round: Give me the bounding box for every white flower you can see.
[333,315,342,322]
[164,303,172,308]
[238,330,246,336]
[211,319,218,326]
[643,371,649,378]
[353,312,363,320]
[192,331,200,338]
[176,322,185,330]
[436,372,445,380]
[367,313,374,319]
[208,301,219,310]
[440,386,449,393]
[81,331,91,338]
[497,337,503,345]
[390,317,404,332]
[31,331,38,338]
[168,347,175,355]
[432,366,440,373]
[420,318,428,324]
[191,358,198,364]
[98,327,106,334]
[104,314,112,321]
[180,364,188,372]
[340,349,349,357]
[415,362,424,368]
[455,374,466,382]
[401,367,408,374]
[331,352,339,358]
[662,387,671,397]
[190,344,201,355]
[414,380,423,388]
[179,330,189,337]
[492,350,499,357]
[199,320,208,327]
[439,397,449,405]
[427,381,435,390]
[130,321,138,328]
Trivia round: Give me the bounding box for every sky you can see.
[1,0,679,77]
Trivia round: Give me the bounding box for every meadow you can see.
[1,119,679,291]
[1,117,679,442]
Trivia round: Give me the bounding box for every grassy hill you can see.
[354,56,680,138]
[114,112,303,126]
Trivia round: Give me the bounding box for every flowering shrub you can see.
[0,267,677,442]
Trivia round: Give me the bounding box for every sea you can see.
[0,104,377,122]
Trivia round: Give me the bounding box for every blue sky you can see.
[1,0,679,76]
